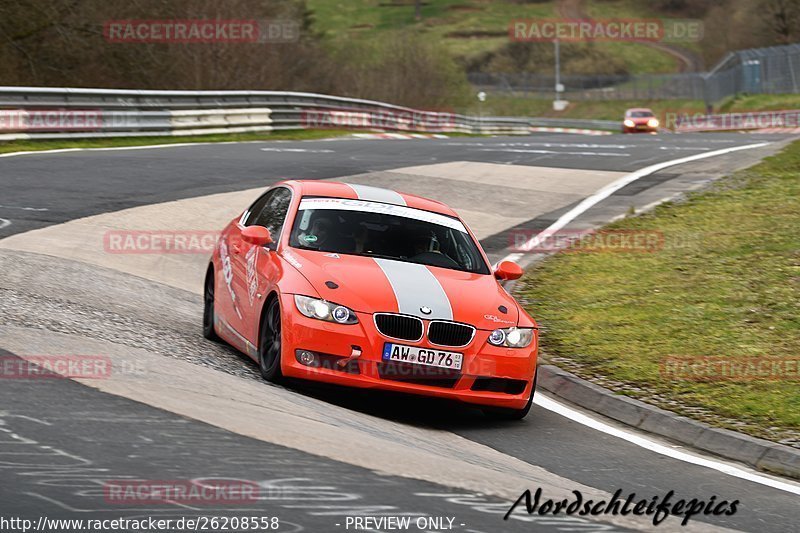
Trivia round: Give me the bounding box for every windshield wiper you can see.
[355,251,404,261]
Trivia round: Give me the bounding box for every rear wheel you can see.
[202,267,221,342]
[482,370,537,421]
[258,298,283,382]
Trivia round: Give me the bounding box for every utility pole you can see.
[553,38,568,111]
[555,38,560,102]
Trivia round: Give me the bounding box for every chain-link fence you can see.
[468,72,707,101]
[469,43,800,105]
[704,44,800,103]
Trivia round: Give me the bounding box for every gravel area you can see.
[0,250,263,384]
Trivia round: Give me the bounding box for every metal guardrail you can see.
[529,117,618,130]
[0,86,617,140]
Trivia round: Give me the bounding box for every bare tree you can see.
[760,0,800,43]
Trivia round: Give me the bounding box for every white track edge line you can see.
[536,394,800,495]
[501,142,770,263]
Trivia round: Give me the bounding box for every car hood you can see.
[283,248,520,329]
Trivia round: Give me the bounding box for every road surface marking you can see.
[537,393,800,496]
[502,142,770,263]
[478,149,629,157]
[0,205,49,212]
[261,147,334,153]
[0,141,274,159]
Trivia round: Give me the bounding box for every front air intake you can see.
[374,313,424,342]
[428,321,475,347]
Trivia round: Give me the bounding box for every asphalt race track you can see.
[1,132,799,532]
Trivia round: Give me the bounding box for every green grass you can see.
[595,41,677,74]
[517,142,800,442]
[0,129,355,155]
[306,0,679,74]
[308,0,553,62]
[720,94,800,112]
[584,0,703,55]
[576,0,682,74]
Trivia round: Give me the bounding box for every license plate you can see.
[382,343,463,371]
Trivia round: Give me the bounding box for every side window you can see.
[243,190,277,227]
[244,188,292,242]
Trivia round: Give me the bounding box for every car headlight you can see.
[647,118,659,128]
[487,327,534,348]
[623,119,635,127]
[294,295,358,324]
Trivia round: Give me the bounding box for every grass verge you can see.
[306,0,678,74]
[0,129,355,155]
[516,141,800,446]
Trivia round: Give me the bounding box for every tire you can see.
[258,297,284,382]
[202,267,221,342]
[482,370,537,421]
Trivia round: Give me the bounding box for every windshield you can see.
[629,111,654,118]
[289,197,490,275]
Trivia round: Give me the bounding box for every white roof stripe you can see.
[345,183,407,206]
[298,198,467,233]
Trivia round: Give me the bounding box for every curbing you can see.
[537,364,800,480]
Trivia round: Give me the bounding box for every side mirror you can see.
[241,226,273,246]
[494,260,523,281]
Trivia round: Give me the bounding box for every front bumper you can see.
[623,124,658,134]
[279,294,537,409]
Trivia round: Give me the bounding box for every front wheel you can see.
[482,370,537,421]
[202,267,221,342]
[258,298,284,382]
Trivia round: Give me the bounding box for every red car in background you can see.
[203,180,539,419]
[622,108,659,133]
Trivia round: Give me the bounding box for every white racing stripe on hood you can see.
[345,183,407,206]
[374,258,453,320]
